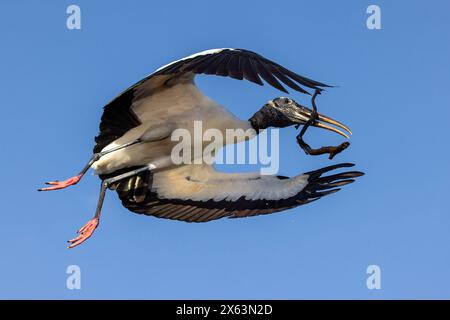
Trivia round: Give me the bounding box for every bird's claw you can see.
[38,174,82,191]
[67,218,99,248]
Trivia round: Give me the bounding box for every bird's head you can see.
[249,97,351,139]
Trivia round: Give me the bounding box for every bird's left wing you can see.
[108,163,363,223]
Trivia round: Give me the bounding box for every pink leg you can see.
[67,218,99,248]
[38,174,83,191]
[38,140,144,192]
[66,180,108,248]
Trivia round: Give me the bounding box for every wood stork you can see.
[38,48,363,248]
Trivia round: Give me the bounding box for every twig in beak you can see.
[296,89,350,159]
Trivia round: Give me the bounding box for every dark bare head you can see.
[249,97,351,138]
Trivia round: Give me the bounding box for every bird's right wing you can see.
[108,163,363,223]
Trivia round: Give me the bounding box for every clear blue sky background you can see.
[1,0,449,299]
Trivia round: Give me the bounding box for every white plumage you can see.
[93,78,251,175]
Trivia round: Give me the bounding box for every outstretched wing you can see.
[151,48,330,94]
[109,163,363,223]
[94,48,330,153]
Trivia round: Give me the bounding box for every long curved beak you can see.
[294,104,352,139]
[315,113,352,139]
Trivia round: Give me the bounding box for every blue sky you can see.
[1,0,449,299]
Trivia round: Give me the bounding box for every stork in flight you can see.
[38,48,363,248]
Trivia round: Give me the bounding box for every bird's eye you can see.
[284,98,290,104]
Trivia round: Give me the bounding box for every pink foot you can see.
[67,218,99,249]
[38,174,82,191]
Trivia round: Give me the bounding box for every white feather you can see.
[151,164,309,202]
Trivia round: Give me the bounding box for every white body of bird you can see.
[93,76,253,175]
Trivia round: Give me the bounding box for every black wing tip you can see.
[294,82,333,95]
[229,48,332,94]
[303,163,364,199]
[280,87,289,94]
[317,82,334,88]
[304,163,355,176]
[299,81,332,93]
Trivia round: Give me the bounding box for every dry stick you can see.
[296,89,350,160]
